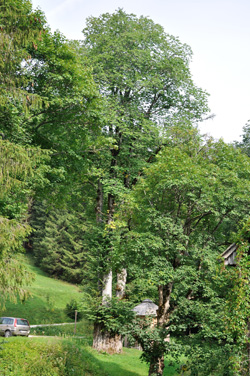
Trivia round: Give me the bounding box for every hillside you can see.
[0,255,82,324]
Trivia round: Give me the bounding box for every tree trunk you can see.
[93,322,122,354]
[116,268,127,298]
[157,283,173,326]
[96,179,103,294]
[96,179,103,224]
[101,191,115,303]
[93,185,123,353]
[102,270,112,303]
[148,282,173,376]
[148,357,165,376]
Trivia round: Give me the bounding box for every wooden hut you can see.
[124,299,159,349]
[221,243,237,266]
[132,299,158,326]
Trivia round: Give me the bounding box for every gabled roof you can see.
[221,243,238,266]
[132,299,158,316]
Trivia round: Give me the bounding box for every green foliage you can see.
[220,219,250,375]
[84,297,135,335]
[0,0,102,306]
[235,120,250,157]
[82,9,209,201]
[65,299,83,320]
[0,0,46,109]
[30,321,92,341]
[116,126,250,374]
[25,30,102,190]
[0,139,51,305]
[82,10,210,319]
[83,9,208,126]
[0,337,66,376]
[30,201,88,284]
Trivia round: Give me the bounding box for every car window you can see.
[0,318,14,325]
[17,319,29,326]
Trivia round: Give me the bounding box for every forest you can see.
[2,1,250,375]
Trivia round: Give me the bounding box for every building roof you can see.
[221,243,237,266]
[132,299,158,317]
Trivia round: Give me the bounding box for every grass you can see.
[88,346,181,376]
[0,337,181,376]
[0,254,83,324]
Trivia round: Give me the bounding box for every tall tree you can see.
[0,0,50,304]
[120,126,250,375]
[0,139,50,304]
[82,9,209,351]
[0,0,102,303]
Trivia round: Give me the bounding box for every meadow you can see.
[0,255,82,324]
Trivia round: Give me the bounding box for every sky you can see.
[31,0,250,143]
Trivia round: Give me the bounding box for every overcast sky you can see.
[31,0,250,143]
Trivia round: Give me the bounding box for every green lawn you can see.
[88,346,180,376]
[0,255,82,324]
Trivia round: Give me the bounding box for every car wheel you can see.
[4,330,12,338]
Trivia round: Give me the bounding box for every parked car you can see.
[0,317,30,337]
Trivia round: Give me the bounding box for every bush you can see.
[65,299,83,320]
[0,337,65,376]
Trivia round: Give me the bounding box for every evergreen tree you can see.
[31,201,88,284]
[0,0,102,303]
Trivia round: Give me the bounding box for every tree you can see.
[222,220,250,376]
[235,120,250,157]
[0,139,50,304]
[0,0,46,139]
[119,126,250,375]
[82,9,209,352]
[0,0,102,304]
[30,200,90,284]
[0,0,50,304]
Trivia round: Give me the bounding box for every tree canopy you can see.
[118,126,250,375]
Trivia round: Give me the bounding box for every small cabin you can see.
[124,299,159,349]
[221,243,237,266]
[132,299,158,320]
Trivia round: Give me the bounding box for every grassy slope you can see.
[0,337,180,376]
[0,255,82,324]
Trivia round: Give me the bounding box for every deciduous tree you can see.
[120,126,250,375]
[82,9,209,351]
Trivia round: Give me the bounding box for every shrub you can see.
[65,299,83,320]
